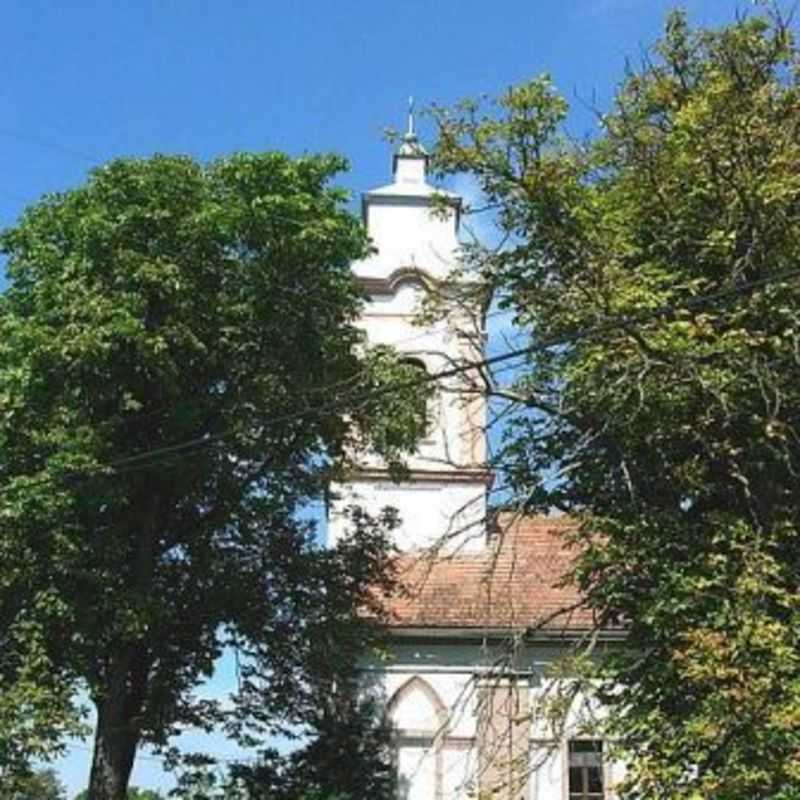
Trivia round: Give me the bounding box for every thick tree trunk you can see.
[88,491,161,800]
[88,674,142,800]
[88,492,159,800]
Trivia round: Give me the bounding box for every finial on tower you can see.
[406,96,416,141]
[392,95,429,177]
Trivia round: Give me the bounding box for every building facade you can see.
[330,120,621,800]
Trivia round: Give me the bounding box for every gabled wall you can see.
[362,639,623,800]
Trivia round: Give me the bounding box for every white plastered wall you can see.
[328,276,488,552]
[361,641,624,800]
[356,199,458,280]
[329,478,485,553]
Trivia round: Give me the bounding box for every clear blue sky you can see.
[0,1,751,795]
[1,1,741,235]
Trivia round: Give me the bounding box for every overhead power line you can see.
[99,265,800,469]
[0,127,99,164]
[1,265,798,497]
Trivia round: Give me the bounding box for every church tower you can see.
[326,119,618,800]
[328,110,491,553]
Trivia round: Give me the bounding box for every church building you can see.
[329,114,623,800]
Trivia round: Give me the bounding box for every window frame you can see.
[564,739,606,800]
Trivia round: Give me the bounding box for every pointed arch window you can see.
[387,675,447,735]
[388,676,448,800]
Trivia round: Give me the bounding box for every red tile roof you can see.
[384,514,596,633]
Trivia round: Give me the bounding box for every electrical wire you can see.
[1,265,797,497]
[89,265,800,469]
[8,266,800,782]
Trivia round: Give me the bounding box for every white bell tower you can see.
[329,107,490,553]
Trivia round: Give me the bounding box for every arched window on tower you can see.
[399,357,434,439]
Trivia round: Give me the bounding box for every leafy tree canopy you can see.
[166,689,394,800]
[75,789,165,800]
[9,768,66,800]
[0,152,422,799]
[430,9,800,799]
[224,690,394,800]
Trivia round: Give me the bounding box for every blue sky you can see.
[1,1,741,235]
[1,1,752,795]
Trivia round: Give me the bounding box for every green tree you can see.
[221,683,395,800]
[10,768,66,800]
[0,153,420,800]
[163,587,396,800]
[429,9,800,799]
[169,703,393,800]
[75,789,165,800]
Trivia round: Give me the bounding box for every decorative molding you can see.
[341,466,495,486]
[358,665,483,676]
[357,266,437,297]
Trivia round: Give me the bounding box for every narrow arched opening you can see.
[399,357,433,438]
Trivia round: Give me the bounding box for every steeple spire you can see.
[406,95,416,141]
[393,96,428,180]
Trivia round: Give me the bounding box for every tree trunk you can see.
[88,492,159,800]
[88,689,141,800]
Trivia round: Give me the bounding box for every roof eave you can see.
[384,624,628,644]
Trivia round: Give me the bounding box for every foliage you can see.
[167,691,393,800]
[226,691,395,800]
[166,594,396,800]
[430,9,800,799]
[9,768,67,800]
[0,152,421,799]
[0,619,86,790]
[75,789,166,800]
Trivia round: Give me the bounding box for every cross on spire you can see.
[393,95,429,178]
[406,95,416,141]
